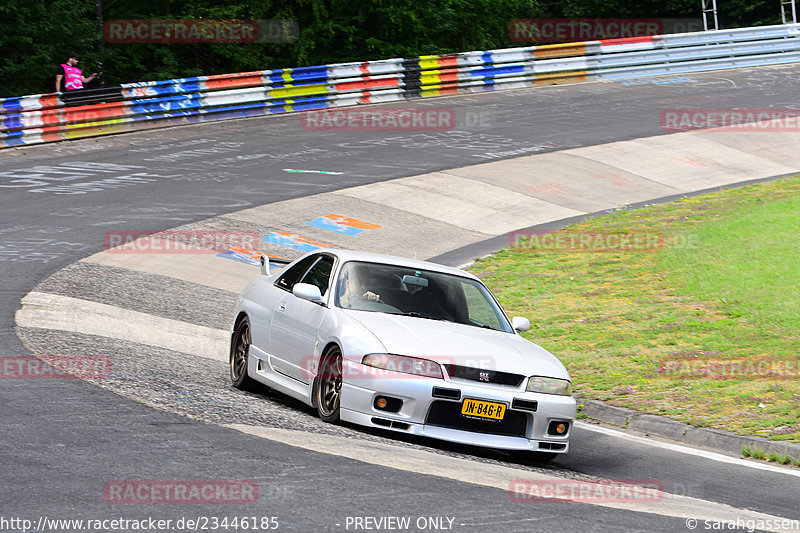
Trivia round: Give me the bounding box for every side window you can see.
[298,255,334,295]
[275,255,318,291]
[462,282,503,330]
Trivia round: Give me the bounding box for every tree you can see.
[0,0,97,96]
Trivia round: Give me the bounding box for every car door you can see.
[269,254,335,384]
[254,254,317,370]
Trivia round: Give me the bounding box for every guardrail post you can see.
[782,0,798,23]
[702,0,720,30]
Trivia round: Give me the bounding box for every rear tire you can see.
[230,317,256,390]
[314,346,342,424]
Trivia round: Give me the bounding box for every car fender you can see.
[318,309,385,357]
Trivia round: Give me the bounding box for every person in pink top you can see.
[55,53,97,93]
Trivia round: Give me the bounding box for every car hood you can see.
[345,311,569,379]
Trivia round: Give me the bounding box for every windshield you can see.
[335,261,513,333]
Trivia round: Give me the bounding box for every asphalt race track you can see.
[3,65,800,532]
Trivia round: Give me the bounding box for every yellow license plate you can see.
[461,399,506,420]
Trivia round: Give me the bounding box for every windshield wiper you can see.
[391,311,447,321]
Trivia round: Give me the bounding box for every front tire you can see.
[315,346,342,424]
[230,317,255,390]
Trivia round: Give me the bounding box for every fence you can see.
[2,23,799,148]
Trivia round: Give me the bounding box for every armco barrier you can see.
[2,23,800,148]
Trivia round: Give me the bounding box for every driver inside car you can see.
[338,265,381,308]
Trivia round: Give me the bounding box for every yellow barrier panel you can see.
[63,118,127,139]
[534,71,588,85]
[534,42,587,59]
[268,84,328,99]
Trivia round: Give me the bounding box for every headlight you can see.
[361,354,443,379]
[526,376,573,396]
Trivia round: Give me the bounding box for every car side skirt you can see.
[247,345,315,407]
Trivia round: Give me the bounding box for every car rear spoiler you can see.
[260,254,291,276]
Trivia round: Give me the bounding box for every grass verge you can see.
[470,175,800,442]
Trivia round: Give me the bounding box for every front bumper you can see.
[339,360,576,453]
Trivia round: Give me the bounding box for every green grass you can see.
[768,453,792,465]
[470,175,800,442]
[745,448,795,465]
[751,447,767,460]
[660,194,800,332]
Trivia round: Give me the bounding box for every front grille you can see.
[443,365,525,387]
[425,400,529,437]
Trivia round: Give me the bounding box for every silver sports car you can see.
[229,249,576,458]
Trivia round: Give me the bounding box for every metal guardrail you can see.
[2,23,800,148]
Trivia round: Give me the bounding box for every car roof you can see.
[314,249,481,281]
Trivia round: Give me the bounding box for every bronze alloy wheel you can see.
[315,347,342,423]
[230,317,255,390]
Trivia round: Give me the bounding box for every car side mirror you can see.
[293,283,324,304]
[512,317,530,333]
[260,255,269,276]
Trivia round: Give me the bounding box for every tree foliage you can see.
[0,0,787,98]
